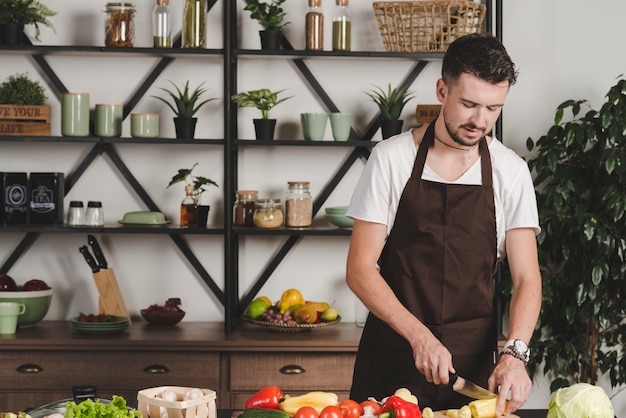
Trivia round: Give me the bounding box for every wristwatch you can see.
[500,339,530,365]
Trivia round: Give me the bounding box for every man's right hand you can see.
[411,332,455,385]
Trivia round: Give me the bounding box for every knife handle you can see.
[79,245,99,273]
[88,234,108,269]
[449,372,458,385]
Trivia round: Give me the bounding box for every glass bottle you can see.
[332,0,351,51]
[67,201,85,226]
[233,190,258,227]
[253,198,284,229]
[183,0,207,48]
[152,0,172,48]
[85,201,104,226]
[104,2,136,47]
[285,181,313,227]
[305,0,324,51]
[180,185,197,227]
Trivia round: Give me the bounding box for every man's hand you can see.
[411,333,454,385]
[488,354,531,416]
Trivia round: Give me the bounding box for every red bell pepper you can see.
[244,385,285,410]
[379,395,422,418]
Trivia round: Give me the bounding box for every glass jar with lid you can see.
[253,198,284,229]
[233,190,258,226]
[104,2,136,47]
[285,181,313,227]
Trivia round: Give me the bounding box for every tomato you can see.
[360,400,381,416]
[295,406,319,418]
[320,405,343,418]
[339,400,364,418]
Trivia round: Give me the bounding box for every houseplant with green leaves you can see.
[231,88,292,140]
[524,77,626,396]
[153,80,217,139]
[168,163,218,227]
[0,0,56,44]
[243,0,289,49]
[366,83,415,139]
[0,72,47,105]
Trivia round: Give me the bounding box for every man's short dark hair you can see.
[442,33,518,87]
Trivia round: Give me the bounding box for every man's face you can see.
[437,72,510,147]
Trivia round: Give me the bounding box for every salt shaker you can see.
[85,201,104,226]
[67,201,85,226]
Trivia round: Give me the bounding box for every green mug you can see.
[62,93,90,137]
[130,113,159,138]
[95,104,123,137]
[0,302,26,334]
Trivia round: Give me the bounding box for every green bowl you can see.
[325,206,349,214]
[325,214,354,229]
[119,211,168,225]
[0,288,53,327]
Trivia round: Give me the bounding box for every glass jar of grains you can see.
[104,2,136,47]
[253,198,284,229]
[233,190,258,227]
[285,181,313,227]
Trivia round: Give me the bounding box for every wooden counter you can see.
[0,321,362,412]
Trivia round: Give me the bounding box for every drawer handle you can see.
[143,364,170,374]
[279,364,306,375]
[17,363,43,374]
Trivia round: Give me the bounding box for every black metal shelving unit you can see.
[1,0,498,334]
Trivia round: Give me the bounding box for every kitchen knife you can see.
[88,234,108,270]
[450,373,497,400]
[79,245,100,273]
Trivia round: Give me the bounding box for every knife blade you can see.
[79,245,100,273]
[450,373,497,400]
[88,234,108,270]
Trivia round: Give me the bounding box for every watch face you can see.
[514,340,528,353]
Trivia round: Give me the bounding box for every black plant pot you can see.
[253,118,276,141]
[259,30,282,50]
[381,119,404,139]
[0,23,25,46]
[194,205,210,228]
[174,117,198,139]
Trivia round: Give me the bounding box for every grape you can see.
[257,305,297,324]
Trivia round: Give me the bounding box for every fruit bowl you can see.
[0,288,53,327]
[140,309,186,326]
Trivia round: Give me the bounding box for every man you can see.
[346,33,541,416]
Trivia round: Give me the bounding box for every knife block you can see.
[93,268,131,323]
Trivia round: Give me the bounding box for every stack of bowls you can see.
[324,206,354,228]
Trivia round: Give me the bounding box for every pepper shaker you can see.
[85,201,104,226]
[67,201,85,226]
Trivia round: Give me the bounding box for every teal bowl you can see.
[325,206,349,214]
[0,288,53,327]
[325,214,354,229]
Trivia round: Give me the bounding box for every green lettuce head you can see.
[547,383,614,418]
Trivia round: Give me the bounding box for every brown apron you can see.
[350,121,498,410]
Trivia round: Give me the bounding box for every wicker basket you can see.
[137,387,217,418]
[373,0,487,53]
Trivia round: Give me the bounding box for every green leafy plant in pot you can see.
[152,80,217,139]
[0,0,56,45]
[243,0,289,50]
[523,77,626,395]
[0,72,47,105]
[167,163,218,228]
[365,83,415,139]
[231,88,292,140]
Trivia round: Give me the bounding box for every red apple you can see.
[0,274,17,291]
[22,279,50,291]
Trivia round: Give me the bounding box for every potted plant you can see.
[231,88,292,140]
[152,80,217,139]
[365,83,415,139]
[0,72,50,136]
[523,78,626,395]
[243,0,289,50]
[0,0,56,45]
[167,163,218,228]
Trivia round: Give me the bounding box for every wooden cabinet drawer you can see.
[1,351,220,391]
[229,353,356,391]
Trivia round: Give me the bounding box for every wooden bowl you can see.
[140,309,185,326]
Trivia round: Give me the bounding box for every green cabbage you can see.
[547,383,614,418]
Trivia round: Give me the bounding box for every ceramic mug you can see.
[130,113,159,138]
[0,302,26,334]
[329,112,352,141]
[95,104,123,137]
[301,112,328,141]
[62,93,90,137]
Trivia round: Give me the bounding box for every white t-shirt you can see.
[347,130,540,260]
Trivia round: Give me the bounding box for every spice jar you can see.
[233,190,258,226]
[253,198,284,229]
[104,2,136,47]
[67,201,85,226]
[305,0,324,51]
[332,0,351,51]
[285,181,313,227]
[85,201,104,226]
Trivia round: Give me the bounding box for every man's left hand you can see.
[488,354,531,416]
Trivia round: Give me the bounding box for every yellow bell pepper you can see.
[279,391,339,415]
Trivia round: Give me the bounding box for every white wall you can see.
[1,0,625,414]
